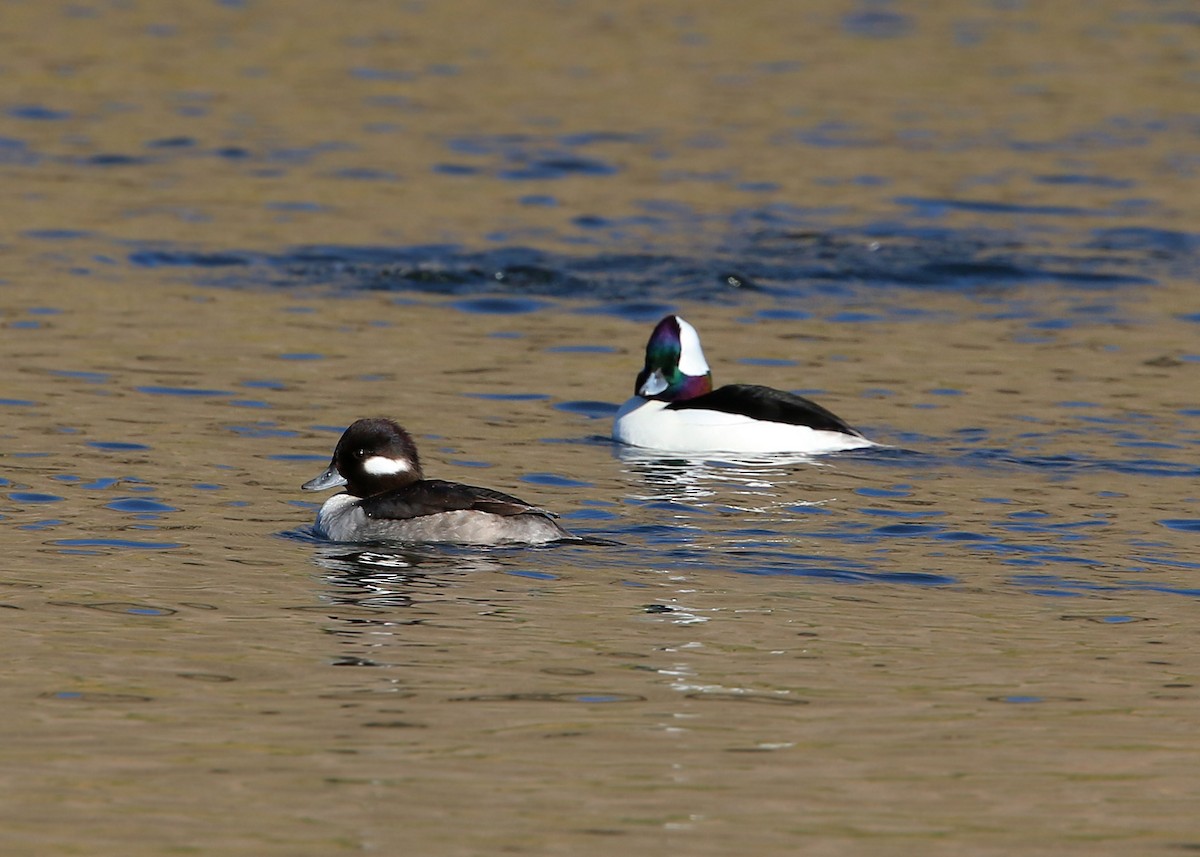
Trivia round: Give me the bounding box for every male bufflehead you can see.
[302,418,576,545]
[612,315,875,454]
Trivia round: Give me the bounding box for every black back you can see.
[361,479,554,521]
[666,384,863,437]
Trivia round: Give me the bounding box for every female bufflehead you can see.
[612,315,875,454]
[302,418,576,545]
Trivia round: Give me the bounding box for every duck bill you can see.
[302,464,347,492]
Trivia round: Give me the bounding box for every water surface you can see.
[1,1,1199,855]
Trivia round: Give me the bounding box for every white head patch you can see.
[675,317,710,376]
[362,455,412,477]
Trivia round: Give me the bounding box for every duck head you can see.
[302,418,424,498]
[634,315,713,401]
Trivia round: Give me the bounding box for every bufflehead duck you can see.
[612,315,875,454]
[302,418,576,545]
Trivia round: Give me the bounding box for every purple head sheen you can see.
[636,315,713,400]
[635,363,712,401]
[644,316,683,367]
[672,372,712,400]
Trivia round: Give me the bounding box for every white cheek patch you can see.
[675,317,711,376]
[362,455,411,476]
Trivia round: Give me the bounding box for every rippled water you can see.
[2,1,1200,854]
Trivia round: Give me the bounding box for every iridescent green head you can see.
[634,315,713,401]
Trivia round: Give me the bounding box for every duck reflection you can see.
[306,544,524,668]
[311,544,504,610]
[614,444,833,509]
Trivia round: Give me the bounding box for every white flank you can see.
[613,397,876,454]
[362,455,411,476]
[674,317,711,376]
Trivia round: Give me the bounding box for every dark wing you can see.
[361,479,555,521]
[667,384,864,437]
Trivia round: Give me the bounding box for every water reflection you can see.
[311,545,508,612]
[312,543,504,580]
[615,444,840,506]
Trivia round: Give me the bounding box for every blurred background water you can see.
[1,1,1199,854]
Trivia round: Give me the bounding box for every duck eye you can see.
[355,448,367,459]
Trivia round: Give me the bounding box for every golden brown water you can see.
[2,1,1199,854]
